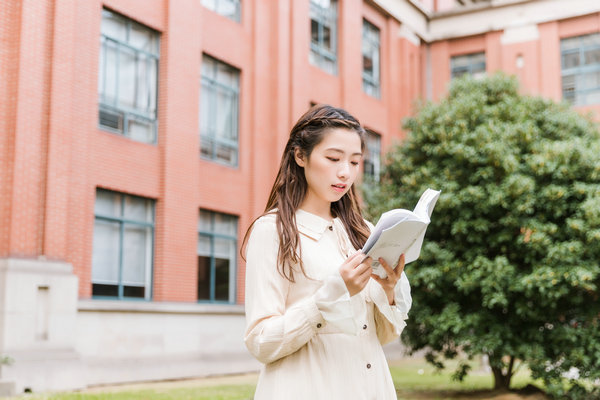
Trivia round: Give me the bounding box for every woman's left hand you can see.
[370,254,405,305]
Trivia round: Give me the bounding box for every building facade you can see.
[0,0,599,393]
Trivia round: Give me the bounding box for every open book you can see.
[363,188,441,279]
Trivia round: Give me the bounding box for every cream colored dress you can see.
[244,209,412,400]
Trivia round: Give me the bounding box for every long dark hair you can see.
[242,104,371,282]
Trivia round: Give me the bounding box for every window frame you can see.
[200,54,241,167]
[197,210,238,304]
[560,32,600,106]
[309,0,338,75]
[450,52,486,80]
[362,18,381,99]
[98,9,160,143]
[92,189,155,301]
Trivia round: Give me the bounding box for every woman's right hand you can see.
[339,252,372,296]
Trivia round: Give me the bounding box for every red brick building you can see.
[1,0,599,393]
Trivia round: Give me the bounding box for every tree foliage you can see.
[364,74,600,398]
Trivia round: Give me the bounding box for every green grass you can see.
[390,358,544,400]
[4,358,543,400]
[3,385,256,400]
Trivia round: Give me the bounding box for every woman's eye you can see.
[351,161,359,166]
[326,157,339,162]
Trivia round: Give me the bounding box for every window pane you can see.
[148,59,157,114]
[217,63,239,90]
[102,41,119,104]
[363,53,374,76]
[101,10,126,41]
[135,53,150,111]
[216,143,236,164]
[584,48,600,65]
[199,210,212,231]
[216,90,235,140]
[123,285,145,298]
[581,33,600,48]
[200,136,214,159]
[92,284,119,297]
[128,118,153,143]
[214,213,237,236]
[198,255,211,300]
[198,234,211,256]
[214,258,230,301]
[214,237,234,259]
[563,52,580,69]
[364,131,381,181]
[322,24,332,51]
[95,190,121,217]
[311,19,319,45]
[561,36,580,51]
[130,23,156,53]
[92,220,121,283]
[122,225,150,285]
[118,47,137,109]
[200,83,213,137]
[202,56,215,78]
[124,196,152,222]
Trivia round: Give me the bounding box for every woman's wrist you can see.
[385,289,395,305]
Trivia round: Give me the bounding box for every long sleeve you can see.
[244,217,357,365]
[369,271,412,345]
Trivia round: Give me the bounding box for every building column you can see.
[0,0,82,394]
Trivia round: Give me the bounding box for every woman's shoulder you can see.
[249,211,278,237]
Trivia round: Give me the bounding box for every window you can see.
[561,33,600,106]
[200,55,240,166]
[363,130,381,182]
[197,210,238,303]
[92,189,155,300]
[310,0,338,75]
[98,9,159,143]
[202,0,241,22]
[362,19,381,99]
[450,52,486,79]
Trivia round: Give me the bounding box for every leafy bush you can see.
[364,74,600,398]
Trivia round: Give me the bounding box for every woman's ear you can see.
[294,148,306,167]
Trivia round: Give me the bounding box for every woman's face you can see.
[295,128,363,212]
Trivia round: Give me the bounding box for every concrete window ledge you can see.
[78,299,245,315]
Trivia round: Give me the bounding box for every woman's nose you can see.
[337,162,350,179]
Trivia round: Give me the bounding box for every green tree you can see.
[364,74,600,397]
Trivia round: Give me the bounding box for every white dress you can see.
[244,209,412,400]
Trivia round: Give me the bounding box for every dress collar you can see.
[296,209,334,241]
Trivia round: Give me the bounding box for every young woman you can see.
[243,104,412,399]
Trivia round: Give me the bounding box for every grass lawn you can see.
[2,357,545,400]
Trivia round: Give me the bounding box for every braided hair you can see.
[242,104,371,282]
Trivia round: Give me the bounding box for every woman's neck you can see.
[298,199,332,221]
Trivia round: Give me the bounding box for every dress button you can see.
[366,363,371,369]
[363,324,367,330]
[328,225,333,231]
[317,323,322,328]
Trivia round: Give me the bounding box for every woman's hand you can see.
[339,252,372,296]
[371,254,405,305]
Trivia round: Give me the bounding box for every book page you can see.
[363,188,441,279]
